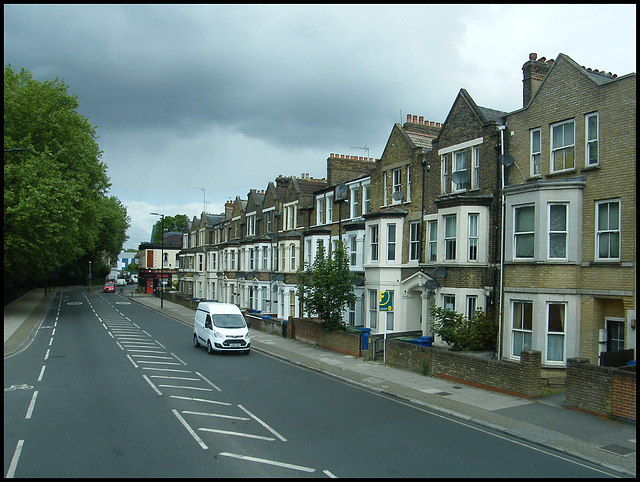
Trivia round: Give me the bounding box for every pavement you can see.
[5,288,636,477]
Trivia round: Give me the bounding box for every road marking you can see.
[323,469,337,478]
[44,349,50,360]
[142,367,192,373]
[218,452,315,473]
[6,440,24,478]
[150,375,200,381]
[126,355,138,368]
[182,410,250,421]
[172,409,208,450]
[158,384,214,391]
[25,391,38,419]
[48,337,54,346]
[198,428,275,441]
[171,353,187,365]
[37,366,46,382]
[238,404,287,442]
[142,375,163,395]
[195,372,222,392]
[170,395,231,406]
[126,349,167,354]
[136,360,182,366]
[131,355,174,360]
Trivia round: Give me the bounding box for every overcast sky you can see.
[4,4,636,250]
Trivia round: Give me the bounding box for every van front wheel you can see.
[207,341,214,354]
[193,334,199,348]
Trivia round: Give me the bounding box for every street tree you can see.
[296,242,356,330]
[4,65,130,290]
[151,214,187,243]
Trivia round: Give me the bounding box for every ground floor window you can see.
[512,301,532,357]
[369,290,377,329]
[547,303,565,363]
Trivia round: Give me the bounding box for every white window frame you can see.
[530,128,541,176]
[551,120,575,172]
[387,223,396,262]
[369,289,378,329]
[546,302,566,364]
[514,205,535,259]
[409,221,420,261]
[392,168,402,204]
[548,203,568,260]
[586,112,599,166]
[406,165,411,202]
[350,186,359,218]
[471,146,480,189]
[363,184,370,215]
[466,295,478,320]
[317,197,324,225]
[370,225,379,262]
[290,244,296,271]
[444,215,456,260]
[441,155,449,193]
[468,213,478,261]
[326,193,334,223]
[453,150,467,192]
[428,220,438,262]
[349,236,357,266]
[596,199,620,260]
[512,300,533,358]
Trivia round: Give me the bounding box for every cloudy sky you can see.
[4,4,636,250]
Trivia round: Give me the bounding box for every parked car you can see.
[103,281,116,293]
[193,302,250,354]
[116,278,127,287]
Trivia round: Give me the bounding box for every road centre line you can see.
[25,391,38,419]
[142,375,163,395]
[172,409,208,450]
[195,372,222,392]
[37,366,46,382]
[218,452,314,473]
[198,428,275,441]
[6,440,24,478]
[170,395,232,406]
[182,410,249,421]
[44,349,50,360]
[238,405,287,442]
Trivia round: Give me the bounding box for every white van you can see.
[193,302,250,354]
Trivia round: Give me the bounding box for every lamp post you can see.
[150,212,165,308]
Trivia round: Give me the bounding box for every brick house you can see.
[501,53,636,370]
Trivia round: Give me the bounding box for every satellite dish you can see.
[267,232,275,240]
[352,277,364,286]
[498,154,515,166]
[433,267,447,279]
[335,184,348,201]
[425,279,440,291]
[246,271,254,279]
[392,191,404,201]
[272,274,285,282]
[451,170,470,186]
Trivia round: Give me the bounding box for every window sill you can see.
[546,168,577,178]
[580,163,600,172]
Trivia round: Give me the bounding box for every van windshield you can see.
[212,314,246,329]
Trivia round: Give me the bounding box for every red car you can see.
[103,281,116,293]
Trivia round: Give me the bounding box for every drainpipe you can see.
[497,125,506,361]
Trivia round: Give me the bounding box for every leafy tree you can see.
[428,301,498,351]
[296,242,356,330]
[151,214,187,243]
[4,66,129,290]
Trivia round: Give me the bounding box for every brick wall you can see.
[566,357,636,424]
[291,317,362,357]
[385,340,542,398]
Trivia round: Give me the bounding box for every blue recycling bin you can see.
[411,336,433,347]
[357,328,372,350]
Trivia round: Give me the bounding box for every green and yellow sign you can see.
[379,291,393,311]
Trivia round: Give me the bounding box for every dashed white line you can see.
[6,440,24,478]
[25,391,38,419]
[37,366,46,382]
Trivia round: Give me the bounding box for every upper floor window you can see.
[586,113,599,166]
[548,203,567,259]
[428,221,438,262]
[362,185,370,215]
[290,244,296,270]
[409,222,420,261]
[453,150,467,191]
[441,155,449,193]
[326,194,334,223]
[387,223,396,261]
[514,205,535,259]
[406,165,411,202]
[471,147,480,189]
[265,211,273,233]
[468,213,478,261]
[530,128,541,176]
[349,236,357,266]
[284,203,297,231]
[444,215,456,260]
[317,198,324,224]
[247,214,255,236]
[370,225,379,262]
[350,187,359,218]
[551,120,575,172]
[597,200,620,260]
[392,168,402,203]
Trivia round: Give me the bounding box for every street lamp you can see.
[150,212,165,308]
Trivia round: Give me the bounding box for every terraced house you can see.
[176,52,635,372]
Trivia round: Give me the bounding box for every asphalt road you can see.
[4,289,619,477]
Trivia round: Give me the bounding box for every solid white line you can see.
[170,395,232,406]
[26,391,38,419]
[37,366,46,382]
[155,341,166,349]
[158,384,213,391]
[150,375,200,381]
[171,353,187,365]
[142,375,163,395]
[6,440,24,478]
[142,367,192,373]
[172,409,208,450]
[182,410,250,421]
[108,332,114,339]
[126,355,139,368]
[116,342,124,351]
[218,452,315,473]
[323,469,338,478]
[238,404,287,442]
[131,355,174,359]
[198,427,275,441]
[195,372,222,392]
[136,361,182,366]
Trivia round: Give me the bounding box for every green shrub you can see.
[429,301,497,351]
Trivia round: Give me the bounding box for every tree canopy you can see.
[4,65,130,290]
[296,242,356,330]
[151,214,187,243]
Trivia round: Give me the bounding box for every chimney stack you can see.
[522,52,553,108]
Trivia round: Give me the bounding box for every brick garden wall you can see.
[291,317,362,357]
[566,357,636,424]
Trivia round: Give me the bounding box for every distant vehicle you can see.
[116,278,127,287]
[130,274,138,284]
[193,302,250,354]
[103,281,116,293]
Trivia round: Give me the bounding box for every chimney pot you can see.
[529,53,537,61]
[407,114,412,122]
[412,115,418,123]
[419,115,424,124]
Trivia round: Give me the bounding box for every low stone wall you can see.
[292,318,361,357]
[385,339,541,398]
[245,313,283,337]
[566,357,636,424]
